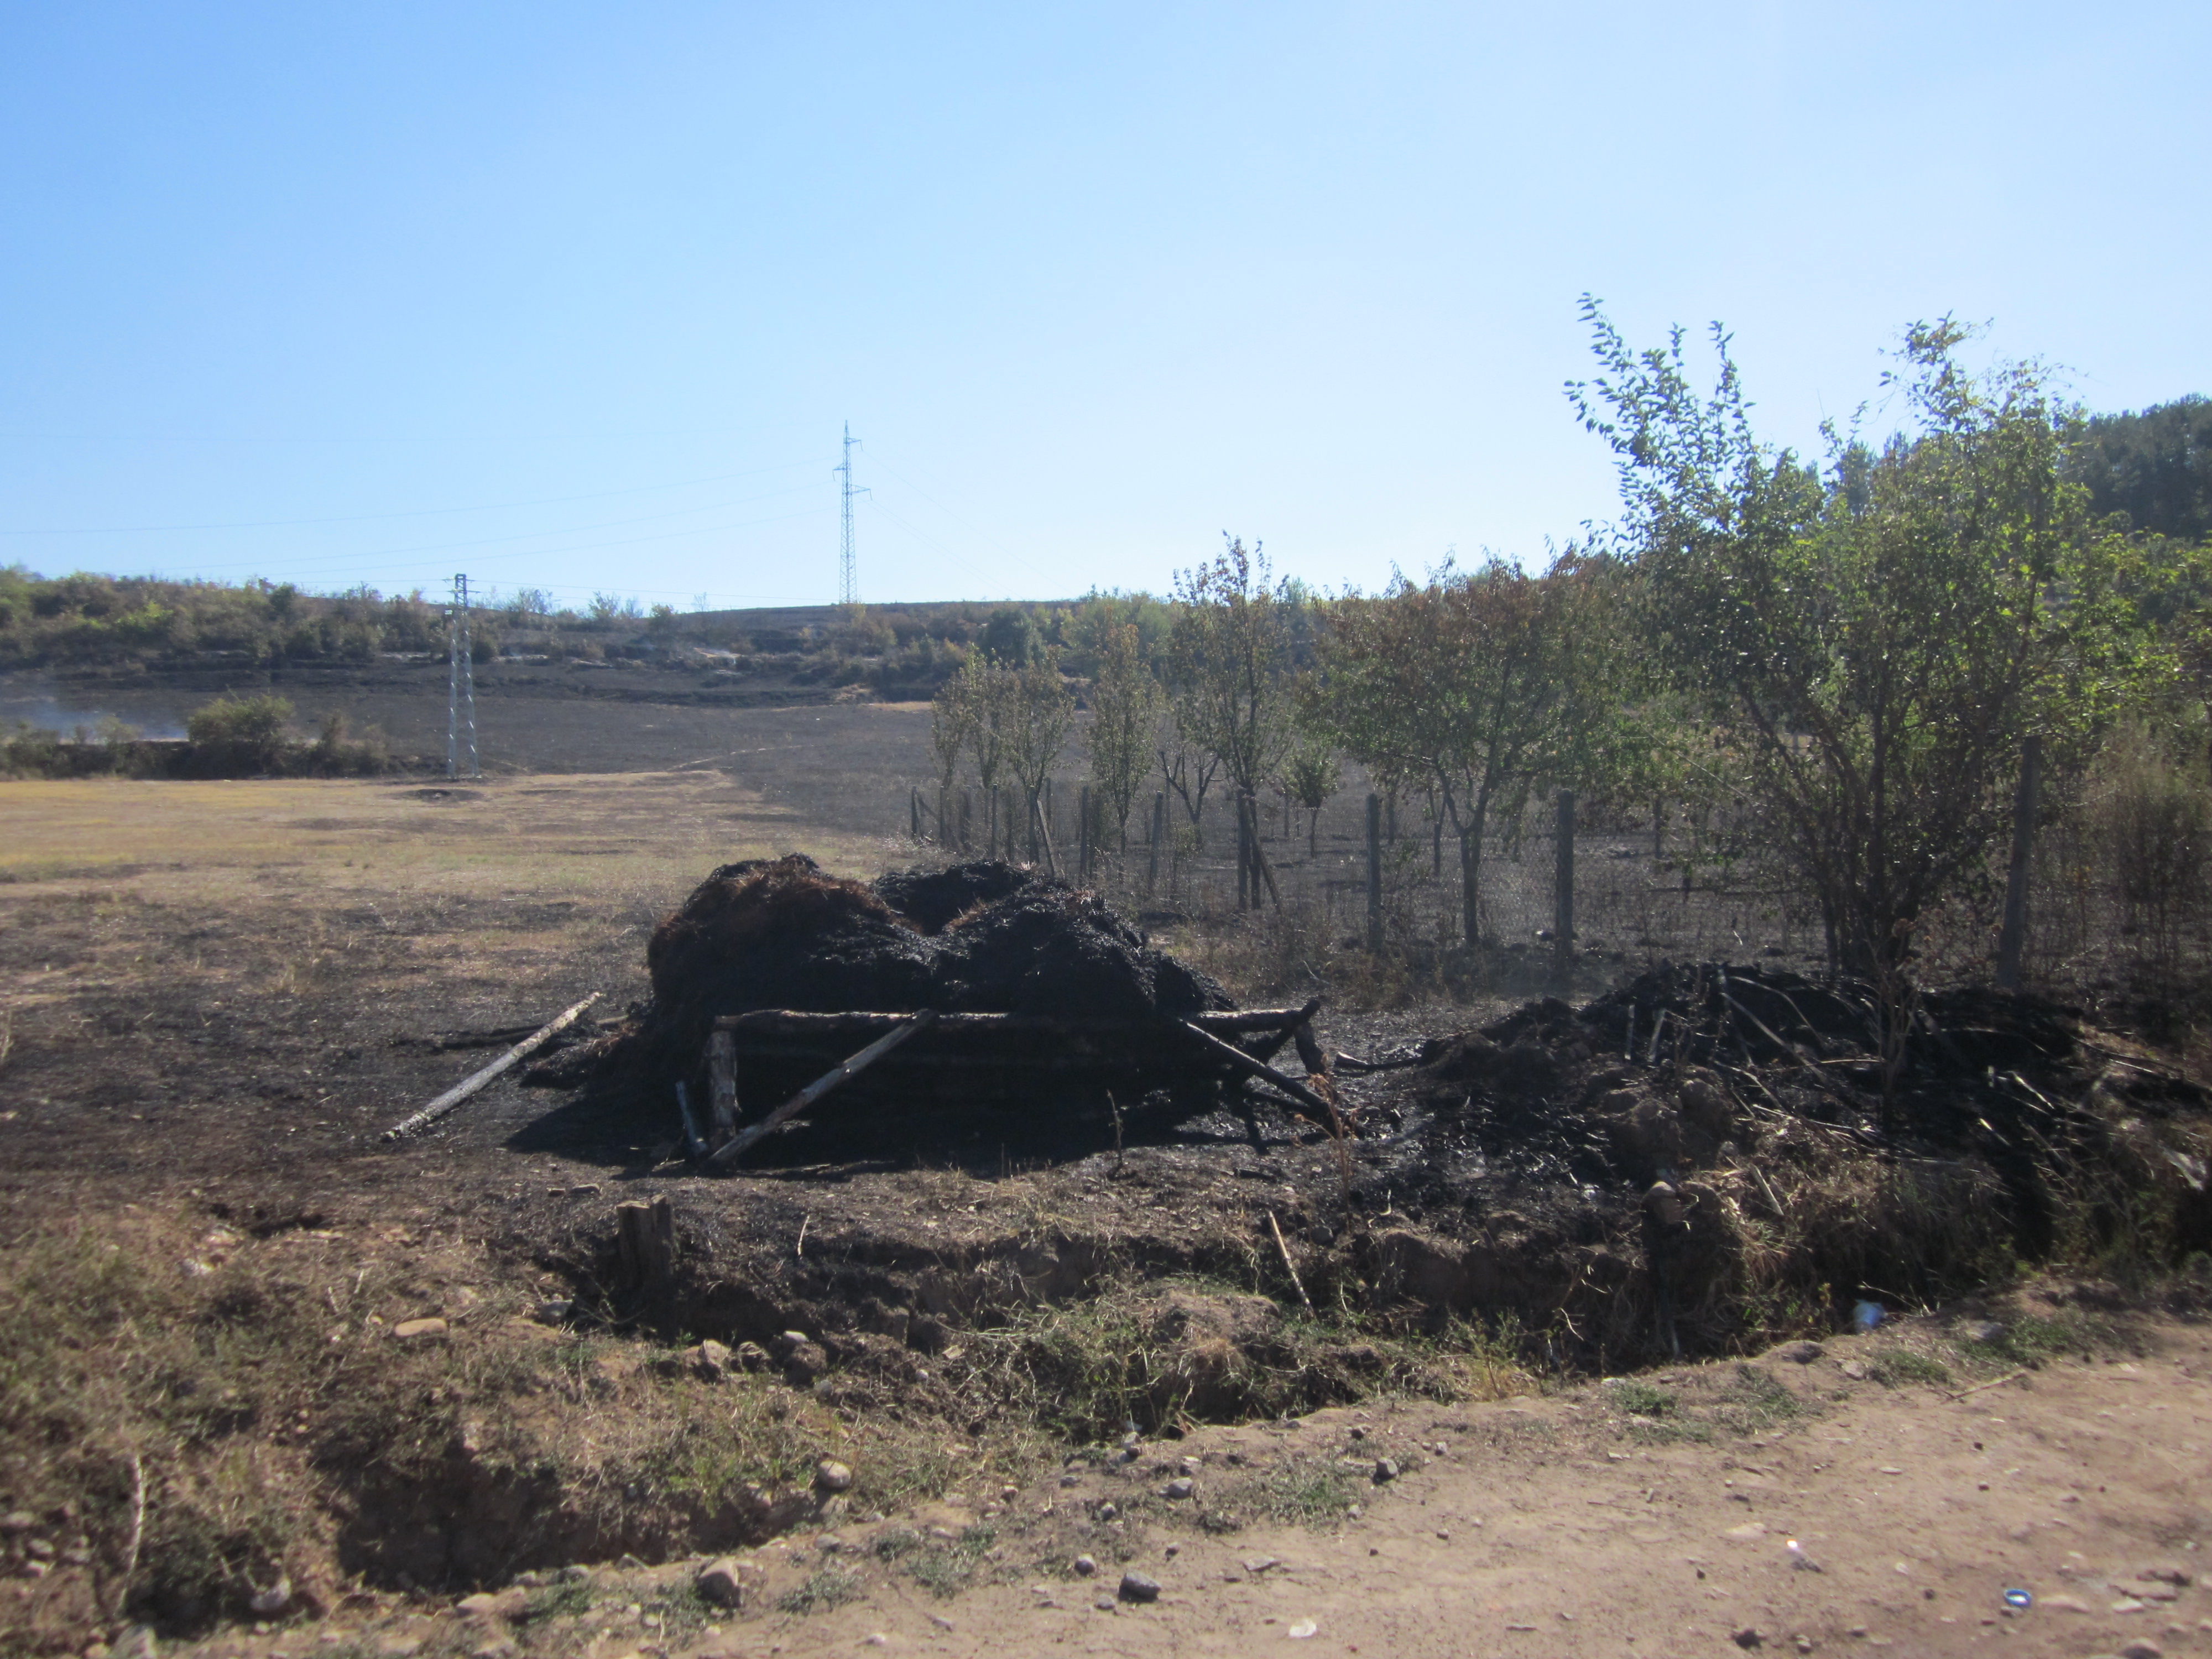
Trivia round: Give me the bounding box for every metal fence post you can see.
[1996,735,2042,992]
[1554,789,1576,985]
[1366,792,1383,953]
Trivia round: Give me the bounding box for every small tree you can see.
[1307,554,1598,946]
[1085,623,1161,851]
[1001,650,1077,872]
[955,653,1012,854]
[1281,732,1342,855]
[1570,305,2145,986]
[1170,535,1297,901]
[928,655,977,845]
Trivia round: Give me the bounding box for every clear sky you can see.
[2,3,2205,611]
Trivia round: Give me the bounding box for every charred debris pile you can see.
[1336,962,2212,1353]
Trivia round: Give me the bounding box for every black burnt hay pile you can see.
[537,854,1231,1101]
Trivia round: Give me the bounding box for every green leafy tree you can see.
[1168,537,1296,802]
[1570,304,2146,988]
[1307,554,1600,945]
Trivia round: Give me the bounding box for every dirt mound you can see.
[538,855,1233,1102]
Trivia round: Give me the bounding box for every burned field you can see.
[3,775,2210,1653]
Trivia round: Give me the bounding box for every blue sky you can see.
[2,2,2205,610]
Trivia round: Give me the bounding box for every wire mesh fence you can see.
[901,757,2212,1011]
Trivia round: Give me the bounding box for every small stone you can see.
[1243,1556,1279,1574]
[1164,1543,1180,1558]
[393,1317,448,1342]
[1286,1619,1318,1639]
[2140,1568,2193,1587]
[0,1513,32,1535]
[816,1532,845,1552]
[1732,1630,1764,1650]
[815,1458,854,1493]
[2114,1597,2148,1613]
[532,1300,571,1325]
[695,1557,746,1609]
[1119,1570,1160,1603]
[2042,1595,2090,1613]
[1095,1501,1118,1522]
[1348,1426,1366,1440]
[731,1340,770,1372]
[1060,1473,1080,1488]
[780,1339,828,1385]
[249,1578,293,1616]
[691,1339,732,1380]
[1373,1458,1399,1483]
[2119,1642,2163,1659]
[1839,1360,1867,1380]
[1162,1478,1195,1500]
[1072,1555,1098,1577]
[24,1540,54,1560]
[111,1630,158,1659]
[864,1635,889,1648]
[1769,1340,1823,1364]
[1094,1595,1117,1611]
[929,1615,954,1631]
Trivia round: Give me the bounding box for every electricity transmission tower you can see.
[835,422,867,606]
[446,573,479,780]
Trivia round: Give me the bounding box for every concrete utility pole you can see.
[447,573,479,780]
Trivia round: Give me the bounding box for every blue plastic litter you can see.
[2003,1589,2033,1609]
[1852,1301,1884,1332]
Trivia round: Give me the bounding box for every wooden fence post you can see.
[1996,735,2042,992]
[959,786,972,852]
[1078,783,1092,882]
[1147,792,1165,894]
[1554,789,1577,985]
[1366,792,1383,953]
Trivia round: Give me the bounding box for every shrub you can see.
[185,696,295,775]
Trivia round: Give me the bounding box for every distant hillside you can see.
[0,568,1167,707]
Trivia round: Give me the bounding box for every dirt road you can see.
[669,1318,2209,1659]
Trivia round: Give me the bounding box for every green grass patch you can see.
[778,1567,863,1616]
[1605,1379,1678,1417]
[515,1580,594,1625]
[1254,1459,1360,1527]
[1868,1351,1952,1388]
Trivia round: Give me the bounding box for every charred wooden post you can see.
[707,1027,738,1139]
[616,1196,675,1290]
[1147,792,1165,893]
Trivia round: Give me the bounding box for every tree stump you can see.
[616,1197,675,1291]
